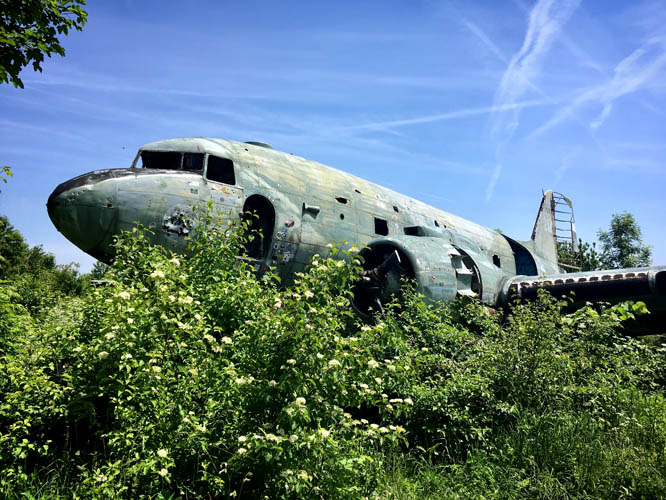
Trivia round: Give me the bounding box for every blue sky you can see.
[1,0,665,272]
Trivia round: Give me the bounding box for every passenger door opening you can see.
[242,195,275,260]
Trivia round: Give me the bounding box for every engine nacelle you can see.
[352,234,506,315]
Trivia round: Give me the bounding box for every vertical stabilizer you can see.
[531,190,559,265]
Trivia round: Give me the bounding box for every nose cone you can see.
[47,170,119,262]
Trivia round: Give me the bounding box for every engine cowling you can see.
[352,235,491,316]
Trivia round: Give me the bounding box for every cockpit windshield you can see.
[139,151,204,172]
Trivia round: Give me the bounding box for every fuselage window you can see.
[183,153,204,171]
[374,217,389,236]
[140,151,182,170]
[207,155,236,185]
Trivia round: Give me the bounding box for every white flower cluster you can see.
[234,376,254,386]
[150,269,165,279]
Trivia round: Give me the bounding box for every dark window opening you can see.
[335,196,349,205]
[140,151,182,170]
[374,217,389,236]
[493,255,501,267]
[434,220,440,227]
[404,226,422,236]
[393,206,399,213]
[183,153,204,171]
[242,195,275,260]
[340,213,345,220]
[207,155,236,185]
[502,235,538,276]
[354,188,361,194]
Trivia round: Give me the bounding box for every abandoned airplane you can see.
[47,138,665,332]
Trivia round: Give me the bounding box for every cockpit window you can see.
[139,151,205,172]
[206,155,235,185]
[183,153,204,171]
[140,151,182,170]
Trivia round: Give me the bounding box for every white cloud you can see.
[485,163,503,202]
[461,19,509,64]
[487,0,580,201]
[492,0,581,139]
[530,37,666,137]
[336,99,547,133]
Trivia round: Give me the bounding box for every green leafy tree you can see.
[558,212,651,272]
[88,260,109,280]
[558,239,602,272]
[0,215,29,274]
[0,215,86,310]
[0,0,88,88]
[598,212,652,269]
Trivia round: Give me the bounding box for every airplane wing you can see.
[499,266,666,335]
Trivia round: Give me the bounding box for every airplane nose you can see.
[47,170,119,262]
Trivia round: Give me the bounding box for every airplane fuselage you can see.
[48,137,665,326]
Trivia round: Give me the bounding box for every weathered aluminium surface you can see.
[47,138,666,333]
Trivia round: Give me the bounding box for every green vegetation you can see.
[0,215,87,313]
[0,166,12,189]
[1,210,665,498]
[0,0,88,88]
[598,212,652,269]
[558,212,652,271]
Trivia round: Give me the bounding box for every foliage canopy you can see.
[0,215,87,311]
[558,211,652,271]
[0,0,88,88]
[598,211,652,269]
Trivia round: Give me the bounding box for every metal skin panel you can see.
[47,137,666,332]
[363,236,459,302]
[45,137,570,291]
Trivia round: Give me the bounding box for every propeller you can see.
[353,249,406,316]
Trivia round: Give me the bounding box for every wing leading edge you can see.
[499,266,666,335]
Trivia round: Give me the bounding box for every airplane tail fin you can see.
[531,190,577,266]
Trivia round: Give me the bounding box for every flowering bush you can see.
[1,208,665,498]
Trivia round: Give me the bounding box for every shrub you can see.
[0,208,664,498]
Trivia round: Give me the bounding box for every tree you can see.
[0,0,88,88]
[557,212,651,272]
[89,260,109,280]
[558,239,601,272]
[598,212,652,269]
[0,215,29,275]
[0,215,87,311]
